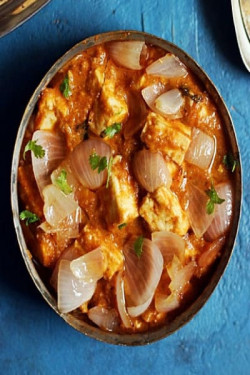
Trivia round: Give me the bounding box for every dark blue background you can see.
[1,0,249,374]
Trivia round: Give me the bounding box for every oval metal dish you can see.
[11,31,242,345]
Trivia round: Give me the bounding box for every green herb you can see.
[134,235,144,258]
[223,153,238,173]
[19,210,40,226]
[60,73,71,98]
[102,123,121,139]
[118,223,127,230]
[106,156,113,188]
[89,152,113,187]
[205,184,225,215]
[23,140,45,159]
[55,169,72,195]
[89,152,107,173]
[180,86,202,103]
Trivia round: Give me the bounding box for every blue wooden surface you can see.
[0,0,249,374]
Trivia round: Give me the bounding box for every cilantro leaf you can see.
[23,140,45,159]
[118,223,127,230]
[134,236,144,258]
[98,156,108,173]
[205,184,225,215]
[60,73,71,98]
[223,153,238,173]
[20,210,40,226]
[55,169,72,195]
[89,152,101,170]
[106,156,113,188]
[102,123,121,139]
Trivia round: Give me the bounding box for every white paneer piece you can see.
[88,61,128,135]
[36,88,69,130]
[139,186,189,236]
[141,112,191,165]
[103,156,139,225]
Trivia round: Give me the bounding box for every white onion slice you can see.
[146,53,187,78]
[58,260,96,313]
[167,256,196,293]
[108,41,145,70]
[127,295,153,317]
[185,128,216,170]
[141,82,166,112]
[50,245,83,290]
[152,231,185,263]
[43,184,78,227]
[31,130,66,196]
[116,271,133,328]
[155,292,180,313]
[187,183,215,238]
[70,139,111,190]
[205,182,233,241]
[88,306,119,331]
[70,247,104,282]
[154,89,184,117]
[133,149,172,192]
[124,238,163,307]
[198,236,225,269]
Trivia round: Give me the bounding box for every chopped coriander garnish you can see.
[223,153,238,173]
[60,73,71,98]
[180,86,202,103]
[19,210,40,226]
[118,223,127,230]
[134,235,144,258]
[89,151,113,187]
[89,152,107,173]
[205,184,225,215]
[102,123,121,139]
[106,156,113,188]
[23,140,45,160]
[55,169,72,195]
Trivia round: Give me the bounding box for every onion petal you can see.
[198,236,226,269]
[31,130,66,196]
[116,271,133,328]
[70,139,111,189]
[88,306,119,331]
[185,128,216,170]
[167,255,196,293]
[154,89,184,117]
[152,231,185,263]
[70,247,104,282]
[205,182,233,241]
[58,260,96,313]
[133,149,172,192]
[43,184,78,227]
[127,295,153,317]
[155,291,180,313]
[124,238,163,307]
[50,245,83,290]
[141,82,166,112]
[108,41,146,70]
[146,53,187,78]
[187,183,215,238]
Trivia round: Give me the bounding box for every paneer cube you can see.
[141,112,191,165]
[88,61,128,135]
[139,186,189,236]
[101,156,139,225]
[35,88,69,130]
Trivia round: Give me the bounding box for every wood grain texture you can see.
[0,0,249,374]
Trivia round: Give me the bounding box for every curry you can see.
[18,41,235,333]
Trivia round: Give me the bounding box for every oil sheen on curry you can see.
[18,41,236,333]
